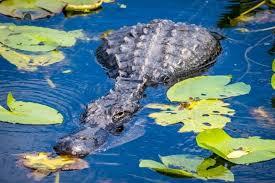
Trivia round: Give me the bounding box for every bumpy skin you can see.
[54,19,221,157]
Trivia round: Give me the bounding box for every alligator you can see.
[54,19,222,157]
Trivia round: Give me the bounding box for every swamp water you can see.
[0,0,274,182]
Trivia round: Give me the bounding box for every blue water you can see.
[0,0,274,182]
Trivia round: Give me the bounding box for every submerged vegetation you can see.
[218,0,274,27]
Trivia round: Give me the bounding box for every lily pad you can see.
[0,23,84,52]
[146,99,235,133]
[167,75,251,102]
[0,43,64,71]
[18,152,89,181]
[0,0,66,20]
[196,128,275,164]
[139,154,234,181]
[272,74,275,89]
[0,92,63,125]
[63,0,103,12]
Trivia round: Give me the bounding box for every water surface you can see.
[0,0,274,182]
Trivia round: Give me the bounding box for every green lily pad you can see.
[63,0,103,12]
[139,154,234,181]
[146,99,235,133]
[0,92,63,125]
[167,75,251,102]
[272,74,275,89]
[0,23,84,52]
[0,43,64,71]
[196,128,275,164]
[0,0,66,20]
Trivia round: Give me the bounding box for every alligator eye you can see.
[116,112,124,117]
[113,111,125,120]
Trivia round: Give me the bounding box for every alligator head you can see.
[54,79,144,157]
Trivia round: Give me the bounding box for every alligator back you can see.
[97,19,221,84]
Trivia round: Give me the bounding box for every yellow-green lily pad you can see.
[0,43,64,71]
[0,92,63,125]
[139,154,234,181]
[167,75,251,102]
[0,0,66,20]
[146,99,235,133]
[0,23,84,52]
[196,128,275,164]
[19,152,88,181]
[63,0,103,12]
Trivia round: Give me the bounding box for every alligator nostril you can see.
[79,136,88,140]
[115,125,124,133]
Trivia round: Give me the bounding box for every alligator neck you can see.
[84,76,147,131]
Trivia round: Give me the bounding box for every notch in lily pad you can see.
[196,128,275,164]
[0,92,63,125]
[167,75,251,102]
[139,154,234,181]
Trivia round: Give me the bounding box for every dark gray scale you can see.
[54,19,222,157]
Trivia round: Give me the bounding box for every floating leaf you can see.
[146,99,235,133]
[0,0,66,19]
[272,74,275,89]
[0,43,64,71]
[63,0,103,12]
[0,92,63,125]
[167,75,251,102]
[196,128,275,164]
[139,154,234,181]
[0,23,84,52]
[19,152,88,181]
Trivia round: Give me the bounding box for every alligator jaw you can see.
[54,127,109,157]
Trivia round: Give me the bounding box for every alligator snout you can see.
[54,127,109,157]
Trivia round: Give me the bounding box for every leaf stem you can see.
[240,0,266,16]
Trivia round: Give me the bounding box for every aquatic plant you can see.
[0,92,63,125]
[139,154,234,181]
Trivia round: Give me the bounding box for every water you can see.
[0,0,274,182]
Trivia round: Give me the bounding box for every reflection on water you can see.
[0,0,274,182]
